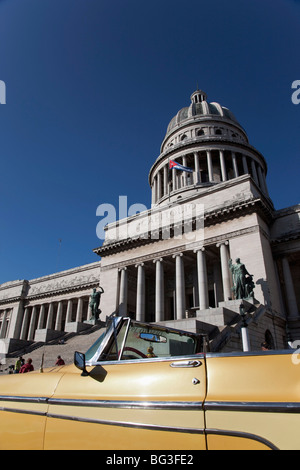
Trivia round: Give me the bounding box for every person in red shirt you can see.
[55,355,65,366]
[20,358,34,374]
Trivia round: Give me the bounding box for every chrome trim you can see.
[0,395,48,404]
[47,412,204,435]
[170,360,202,368]
[204,401,300,413]
[118,317,130,360]
[86,354,205,367]
[48,398,204,410]
[0,394,203,411]
[0,406,46,417]
[0,394,204,434]
[206,428,279,450]
[205,349,294,359]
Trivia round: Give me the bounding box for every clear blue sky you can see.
[0,0,300,284]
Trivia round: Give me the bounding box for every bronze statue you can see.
[228,258,254,300]
[89,287,104,320]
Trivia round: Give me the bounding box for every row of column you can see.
[19,296,90,341]
[118,241,232,321]
[151,150,268,204]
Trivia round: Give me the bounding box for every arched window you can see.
[197,129,205,136]
[215,129,222,135]
[181,134,187,141]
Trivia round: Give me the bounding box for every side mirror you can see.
[74,351,89,376]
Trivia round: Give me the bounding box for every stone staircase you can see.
[2,323,106,372]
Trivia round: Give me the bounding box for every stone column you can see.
[206,150,214,182]
[0,310,8,339]
[242,155,248,175]
[27,306,38,341]
[194,247,209,310]
[257,165,268,194]
[46,303,54,329]
[182,156,188,187]
[37,304,46,329]
[219,150,227,181]
[7,301,25,340]
[76,298,83,323]
[194,152,200,184]
[152,177,157,206]
[20,307,31,340]
[136,263,145,322]
[282,257,299,318]
[154,258,164,322]
[232,152,239,178]
[55,301,63,331]
[157,170,162,201]
[217,241,232,301]
[251,159,259,185]
[213,261,222,307]
[119,267,128,316]
[163,165,168,196]
[172,167,176,191]
[173,253,186,319]
[66,299,73,323]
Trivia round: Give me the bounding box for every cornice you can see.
[94,196,274,258]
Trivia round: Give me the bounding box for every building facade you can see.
[1,89,300,353]
[0,262,100,353]
[95,89,300,351]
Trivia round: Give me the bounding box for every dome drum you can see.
[150,148,269,206]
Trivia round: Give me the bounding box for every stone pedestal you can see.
[196,306,237,327]
[65,322,91,333]
[84,318,103,327]
[218,298,259,313]
[1,338,33,355]
[34,329,65,343]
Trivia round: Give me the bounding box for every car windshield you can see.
[85,317,199,363]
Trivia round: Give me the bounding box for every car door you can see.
[44,337,207,450]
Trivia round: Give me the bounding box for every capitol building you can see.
[1,89,300,354]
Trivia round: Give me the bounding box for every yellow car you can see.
[0,315,299,450]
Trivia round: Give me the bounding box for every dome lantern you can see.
[190,89,207,104]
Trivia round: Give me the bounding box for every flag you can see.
[169,159,193,173]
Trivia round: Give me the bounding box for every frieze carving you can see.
[27,272,99,298]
